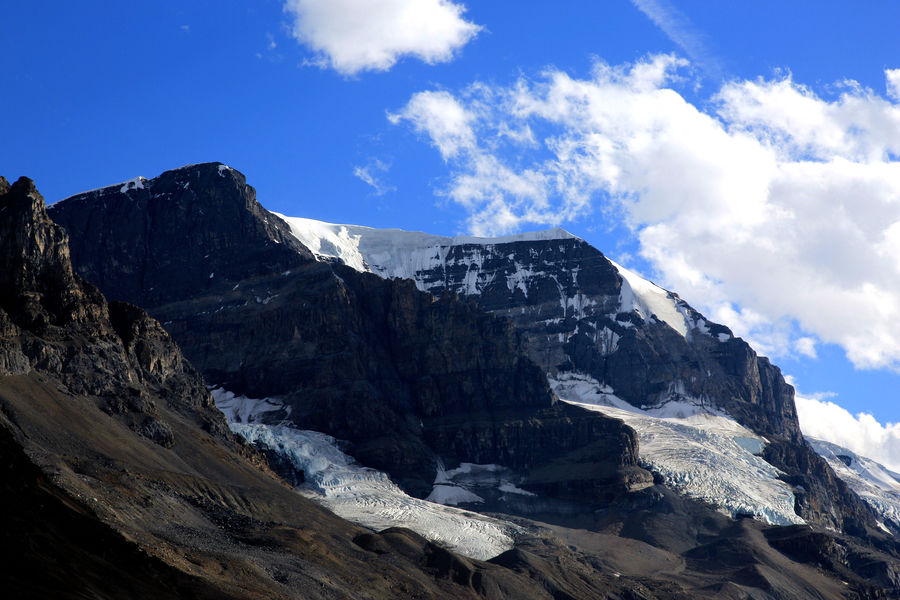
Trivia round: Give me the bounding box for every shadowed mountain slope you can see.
[2,174,663,599]
[44,165,900,597]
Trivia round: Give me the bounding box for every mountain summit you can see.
[44,163,900,596]
[7,174,637,599]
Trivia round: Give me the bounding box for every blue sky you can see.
[3,1,900,465]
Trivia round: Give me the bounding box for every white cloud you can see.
[630,0,722,79]
[794,337,818,359]
[283,0,480,75]
[887,69,900,102]
[388,91,476,159]
[391,56,900,370]
[795,391,900,473]
[353,159,394,195]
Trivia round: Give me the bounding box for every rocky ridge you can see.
[50,163,649,504]
[279,215,878,535]
[45,163,900,596]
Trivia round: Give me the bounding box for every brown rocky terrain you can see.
[50,163,649,503]
[9,165,897,597]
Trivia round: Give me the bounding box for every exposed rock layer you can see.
[289,218,880,534]
[18,167,900,597]
[51,164,646,501]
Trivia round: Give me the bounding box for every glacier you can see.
[807,437,900,532]
[243,216,900,534]
[211,388,521,560]
[550,372,805,526]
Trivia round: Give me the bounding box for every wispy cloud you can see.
[353,159,395,195]
[283,0,481,76]
[630,0,722,80]
[887,68,900,102]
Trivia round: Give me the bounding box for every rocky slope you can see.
[44,163,900,596]
[277,215,879,535]
[50,163,649,507]
[2,174,667,599]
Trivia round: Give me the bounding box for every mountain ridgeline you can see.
[52,163,869,533]
[50,163,648,503]
[39,162,900,596]
[4,173,719,599]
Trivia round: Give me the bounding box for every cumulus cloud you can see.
[388,91,477,159]
[283,0,480,75]
[887,69,900,102]
[795,389,900,473]
[390,55,900,369]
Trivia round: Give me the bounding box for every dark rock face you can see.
[50,164,647,501]
[0,176,214,445]
[3,173,670,600]
[351,233,878,533]
[52,163,312,308]
[369,236,803,445]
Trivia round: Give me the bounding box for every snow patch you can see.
[212,388,520,560]
[275,214,577,285]
[550,372,804,526]
[211,388,289,423]
[426,462,536,507]
[119,177,146,193]
[426,485,484,506]
[608,259,689,338]
[808,437,900,529]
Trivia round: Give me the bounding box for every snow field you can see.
[550,372,805,526]
[212,389,520,560]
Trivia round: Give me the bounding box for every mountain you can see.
[3,173,682,599]
[46,163,900,597]
[808,437,900,532]
[276,213,876,534]
[50,162,649,506]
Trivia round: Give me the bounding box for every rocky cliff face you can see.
[51,165,312,308]
[276,215,877,534]
[50,163,648,502]
[301,230,802,445]
[4,174,675,600]
[0,175,216,445]
[40,165,900,597]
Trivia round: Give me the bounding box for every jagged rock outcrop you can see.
[274,217,880,534]
[1,174,669,599]
[51,163,648,501]
[39,165,900,598]
[0,175,214,445]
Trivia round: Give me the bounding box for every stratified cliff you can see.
[44,166,900,597]
[1,174,645,599]
[277,214,878,535]
[50,163,648,503]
